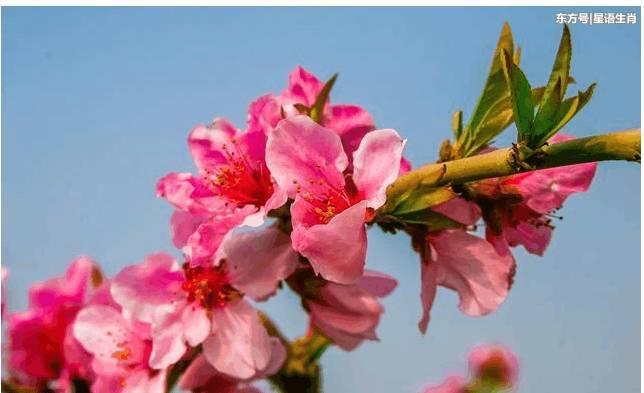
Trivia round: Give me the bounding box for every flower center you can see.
[296,174,358,224]
[203,140,274,208]
[181,263,240,309]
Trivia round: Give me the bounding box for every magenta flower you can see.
[419,229,516,334]
[157,117,288,265]
[178,338,286,393]
[305,270,398,350]
[7,257,101,391]
[267,115,405,284]
[72,290,167,393]
[110,227,296,379]
[475,134,596,256]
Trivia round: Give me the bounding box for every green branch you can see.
[383,129,640,213]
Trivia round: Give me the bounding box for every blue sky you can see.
[2,7,640,393]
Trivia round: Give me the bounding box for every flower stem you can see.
[382,129,640,212]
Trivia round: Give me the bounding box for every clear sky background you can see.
[2,7,640,393]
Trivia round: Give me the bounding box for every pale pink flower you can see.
[110,227,296,379]
[251,66,412,171]
[418,230,515,334]
[290,268,397,350]
[7,257,102,391]
[73,288,167,393]
[157,117,288,265]
[178,338,286,393]
[475,134,596,256]
[267,115,405,284]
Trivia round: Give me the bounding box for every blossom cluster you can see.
[3,66,596,392]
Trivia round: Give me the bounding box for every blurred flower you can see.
[422,344,519,393]
[7,257,102,391]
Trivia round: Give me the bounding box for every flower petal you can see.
[266,115,348,198]
[418,260,438,334]
[221,227,298,301]
[170,210,208,249]
[428,230,515,317]
[111,253,183,324]
[282,66,323,107]
[73,305,146,367]
[292,200,368,284]
[326,104,375,155]
[203,300,272,379]
[359,270,398,298]
[188,119,239,173]
[156,172,226,215]
[432,197,481,226]
[352,129,405,209]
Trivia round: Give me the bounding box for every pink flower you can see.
[290,268,397,350]
[178,338,286,393]
[468,345,519,388]
[252,66,412,172]
[267,115,405,284]
[157,117,288,264]
[110,227,296,379]
[418,230,515,334]
[7,257,102,391]
[422,376,467,393]
[72,287,167,393]
[421,345,519,393]
[474,134,596,256]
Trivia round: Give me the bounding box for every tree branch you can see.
[383,129,640,212]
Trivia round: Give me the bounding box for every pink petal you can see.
[352,129,405,209]
[184,209,253,266]
[203,300,272,379]
[504,220,552,256]
[188,119,239,173]
[73,305,147,367]
[418,260,439,334]
[122,368,167,393]
[399,157,412,175]
[156,172,226,215]
[178,354,222,390]
[428,230,515,317]
[308,279,385,350]
[432,197,481,226]
[247,94,283,135]
[29,256,98,311]
[325,104,375,155]
[282,66,323,107]
[422,376,467,393]
[359,270,398,298]
[170,210,208,249]
[111,253,184,324]
[292,200,368,284]
[266,115,348,198]
[221,227,298,301]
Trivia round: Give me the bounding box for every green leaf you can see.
[536,83,596,145]
[500,49,535,143]
[462,86,546,156]
[394,209,465,231]
[532,77,563,143]
[388,186,456,216]
[309,73,338,124]
[452,110,463,141]
[542,25,572,106]
[464,22,515,141]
